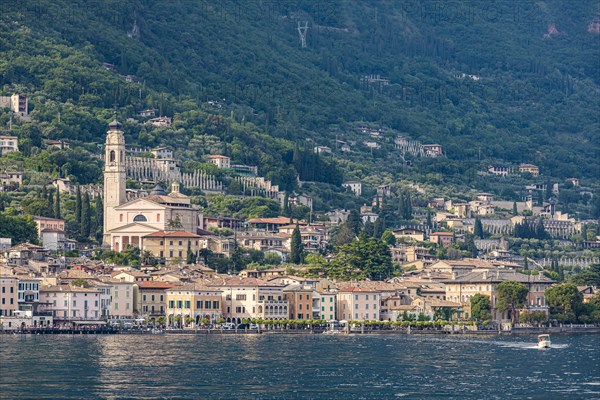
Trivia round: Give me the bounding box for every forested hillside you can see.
[0,1,599,207]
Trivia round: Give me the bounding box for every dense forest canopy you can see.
[0,0,598,203]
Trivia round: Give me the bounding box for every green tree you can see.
[496,281,528,324]
[329,233,393,280]
[470,293,492,321]
[94,195,103,241]
[70,278,89,288]
[545,283,583,323]
[290,224,304,264]
[362,219,374,237]
[520,311,548,325]
[75,185,82,222]
[81,192,91,238]
[570,264,600,287]
[186,241,197,264]
[53,189,61,219]
[381,229,396,246]
[373,217,384,238]
[474,217,484,239]
[0,213,38,244]
[347,209,362,234]
[334,222,356,247]
[512,201,518,216]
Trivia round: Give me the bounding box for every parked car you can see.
[249,323,259,330]
[220,323,235,330]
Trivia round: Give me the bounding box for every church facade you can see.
[102,119,203,252]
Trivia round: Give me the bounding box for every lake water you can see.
[0,333,598,399]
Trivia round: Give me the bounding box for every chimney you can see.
[451,272,457,280]
[482,270,488,280]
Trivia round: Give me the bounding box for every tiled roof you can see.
[137,281,175,290]
[246,217,303,225]
[41,285,100,293]
[445,269,553,284]
[144,231,201,238]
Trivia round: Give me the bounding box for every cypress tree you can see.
[474,217,484,239]
[81,193,91,238]
[95,196,104,239]
[404,192,412,220]
[75,186,82,223]
[47,190,54,217]
[290,224,304,264]
[363,219,374,237]
[347,209,362,234]
[426,210,433,229]
[512,202,518,216]
[53,189,61,219]
[373,217,384,238]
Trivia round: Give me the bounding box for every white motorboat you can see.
[537,334,551,349]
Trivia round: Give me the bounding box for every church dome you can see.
[108,118,122,131]
[149,184,166,196]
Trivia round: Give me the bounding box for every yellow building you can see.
[444,269,553,321]
[141,231,203,264]
[165,284,222,326]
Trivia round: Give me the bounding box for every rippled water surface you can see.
[0,333,598,399]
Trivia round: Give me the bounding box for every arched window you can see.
[133,214,147,222]
[109,150,116,162]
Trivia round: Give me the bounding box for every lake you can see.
[0,333,598,399]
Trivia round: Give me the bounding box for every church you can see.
[102,118,203,252]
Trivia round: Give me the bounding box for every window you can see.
[169,300,174,308]
[299,294,303,300]
[373,304,377,310]
[330,306,333,311]
[299,304,302,310]
[169,251,173,258]
[366,313,369,319]
[179,241,183,246]
[119,214,123,222]
[109,150,115,162]
[355,295,358,300]
[366,295,369,300]
[185,301,191,309]
[177,300,183,309]
[169,241,173,246]
[133,214,147,222]
[236,294,247,301]
[73,300,76,307]
[365,304,369,310]
[205,301,211,309]
[178,251,183,258]
[355,313,359,319]
[197,300,203,309]
[355,304,358,310]
[143,295,147,301]
[160,295,163,301]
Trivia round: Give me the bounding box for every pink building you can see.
[337,286,380,321]
[39,285,102,321]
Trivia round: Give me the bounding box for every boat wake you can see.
[497,342,569,350]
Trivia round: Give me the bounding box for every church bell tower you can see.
[102,117,126,245]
